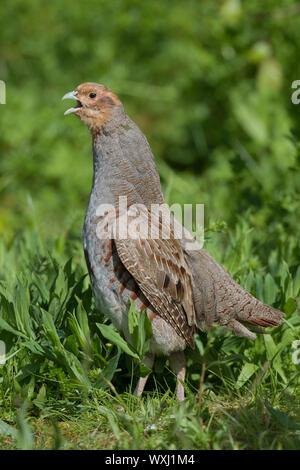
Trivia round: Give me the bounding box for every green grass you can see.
[0,224,299,450]
[0,382,300,450]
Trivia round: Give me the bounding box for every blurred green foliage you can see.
[1,0,300,250]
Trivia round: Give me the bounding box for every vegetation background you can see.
[0,0,300,450]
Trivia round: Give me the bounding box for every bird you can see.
[62,82,285,401]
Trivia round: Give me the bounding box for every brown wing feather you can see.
[114,205,195,348]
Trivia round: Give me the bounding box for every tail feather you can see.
[243,301,285,329]
[249,317,282,328]
[185,247,285,340]
[224,301,285,340]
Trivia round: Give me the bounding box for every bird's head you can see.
[62,82,122,134]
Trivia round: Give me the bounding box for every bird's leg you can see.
[133,352,154,397]
[169,350,186,402]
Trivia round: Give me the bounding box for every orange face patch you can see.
[65,82,121,135]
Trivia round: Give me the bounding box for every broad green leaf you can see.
[41,309,62,349]
[194,335,204,356]
[96,323,139,359]
[13,279,35,339]
[255,274,264,302]
[0,420,18,438]
[293,266,300,296]
[137,309,153,357]
[68,301,92,353]
[263,334,277,361]
[128,300,139,351]
[244,271,255,294]
[284,297,297,316]
[22,341,44,356]
[236,362,259,389]
[127,300,152,358]
[264,335,287,383]
[139,363,152,377]
[97,349,121,388]
[264,273,277,305]
[280,261,290,291]
[31,272,50,304]
[0,316,28,339]
[34,384,47,409]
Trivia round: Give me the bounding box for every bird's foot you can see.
[133,353,154,397]
[169,350,186,402]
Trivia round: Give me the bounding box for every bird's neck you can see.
[89,120,165,211]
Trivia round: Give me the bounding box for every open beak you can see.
[62,90,82,115]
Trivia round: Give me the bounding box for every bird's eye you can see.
[89,92,97,99]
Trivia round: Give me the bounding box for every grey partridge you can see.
[63,83,284,401]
